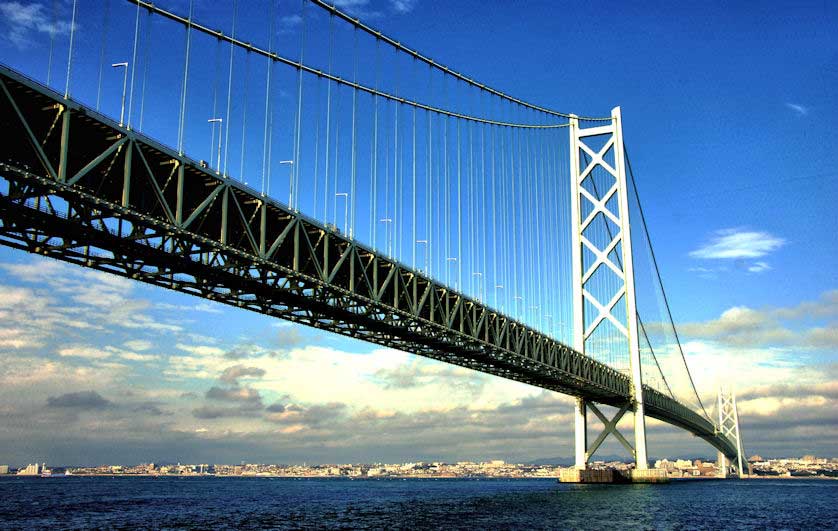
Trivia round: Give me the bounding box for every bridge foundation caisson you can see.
[562,108,658,483]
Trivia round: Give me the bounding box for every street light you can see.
[379,218,393,257]
[472,271,483,301]
[335,192,348,234]
[280,160,294,208]
[111,62,128,126]
[207,118,223,173]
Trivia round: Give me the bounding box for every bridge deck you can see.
[0,64,738,460]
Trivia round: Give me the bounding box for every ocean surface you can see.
[0,476,835,530]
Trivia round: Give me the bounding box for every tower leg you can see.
[718,451,728,477]
[574,398,587,469]
[633,401,648,469]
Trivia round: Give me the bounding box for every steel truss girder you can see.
[0,64,741,461]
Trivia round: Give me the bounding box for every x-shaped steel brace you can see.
[586,402,635,461]
[579,180,620,232]
[577,136,617,182]
[581,232,624,283]
[582,286,628,339]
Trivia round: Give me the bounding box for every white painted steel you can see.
[717,386,746,478]
[568,107,647,469]
[574,398,587,470]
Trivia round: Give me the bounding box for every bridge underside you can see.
[0,64,739,461]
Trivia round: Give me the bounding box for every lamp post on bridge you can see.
[280,160,294,208]
[472,271,483,302]
[207,118,223,173]
[111,62,128,126]
[494,284,504,312]
[379,218,393,257]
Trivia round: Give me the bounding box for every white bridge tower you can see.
[568,107,648,472]
[717,386,747,478]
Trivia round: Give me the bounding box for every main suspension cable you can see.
[304,0,610,121]
[124,0,572,129]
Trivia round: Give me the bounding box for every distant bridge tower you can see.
[717,386,746,478]
[569,107,648,470]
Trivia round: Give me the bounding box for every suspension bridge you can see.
[0,0,746,481]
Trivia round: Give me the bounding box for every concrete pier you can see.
[559,468,669,484]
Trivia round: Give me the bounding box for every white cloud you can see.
[176,343,225,357]
[689,228,785,259]
[785,103,808,116]
[389,0,417,14]
[747,261,771,273]
[58,346,110,359]
[123,340,152,352]
[119,352,158,362]
[0,1,74,48]
[662,290,838,349]
[0,327,38,349]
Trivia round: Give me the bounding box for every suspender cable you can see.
[332,83,342,226]
[238,50,250,182]
[382,98,391,254]
[393,49,401,259]
[210,37,221,166]
[456,119,462,291]
[291,0,306,209]
[517,125,526,319]
[509,122,518,317]
[349,26,358,237]
[261,0,276,196]
[499,99,507,310]
[138,8,152,130]
[223,0,238,177]
[127,0,141,128]
[323,13,334,220]
[480,96,487,302]
[531,126,543,329]
[177,0,194,154]
[468,115,475,297]
[443,74,450,285]
[313,73,321,215]
[426,65,433,276]
[525,124,535,325]
[490,111,497,308]
[411,59,417,267]
[64,0,78,99]
[47,0,57,85]
[371,38,380,249]
[96,0,111,110]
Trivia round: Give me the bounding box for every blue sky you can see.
[0,0,835,465]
